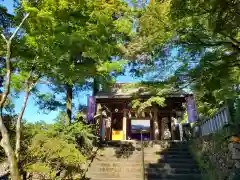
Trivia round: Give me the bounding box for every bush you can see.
[189,127,236,180]
[22,118,96,179]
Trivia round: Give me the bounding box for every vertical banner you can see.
[186,95,198,123]
[87,96,96,124]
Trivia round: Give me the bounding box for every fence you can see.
[200,106,231,136]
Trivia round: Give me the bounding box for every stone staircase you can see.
[85,141,202,180]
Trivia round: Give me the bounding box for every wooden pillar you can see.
[161,117,168,140]
[153,106,159,140]
[123,110,127,140]
[96,104,102,139]
[161,118,164,140]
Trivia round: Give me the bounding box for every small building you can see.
[87,83,197,141]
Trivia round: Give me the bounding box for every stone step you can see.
[97,150,192,157]
[161,156,195,161]
[146,173,202,179]
[86,142,200,180]
[89,178,202,180]
[88,173,202,180]
[88,167,200,174]
[157,151,192,155]
[91,158,197,168]
[99,143,189,149]
[98,147,191,153]
[156,153,192,157]
[163,147,190,151]
[94,153,193,160]
[146,167,201,174]
[89,162,198,169]
[114,150,192,154]
[92,157,197,164]
[88,165,200,174]
[145,162,198,169]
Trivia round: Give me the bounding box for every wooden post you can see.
[161,118,165,140]
[153,106,159,140]
[123,110,127,140]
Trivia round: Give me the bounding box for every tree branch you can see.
[9,13,29,42]
[15,69,34,162]
[1,34,7,44]
[0,13,30,108]
[219,32,240,50]
[15,68,41,162]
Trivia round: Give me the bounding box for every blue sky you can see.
[1,0,142,123]
[1,0,14,14]
[13,76,139,123]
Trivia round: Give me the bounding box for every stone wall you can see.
[189,129,240,180]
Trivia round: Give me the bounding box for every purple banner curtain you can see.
[186,95,198,123]
[87,96,96,124]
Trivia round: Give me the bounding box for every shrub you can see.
[23,119,96,179]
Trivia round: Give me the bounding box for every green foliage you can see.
[20,0,134,86]
[25,162,55,179]
[0,4,13,31]
[189,127,233,180]
[126,0,240,121]
[180,112,188,124]
[10,0,135,121]
[97,60,128,74]
[27,134,85,165]
[233,98,240,124]
[0,4,13,55]
[33,92,65,113]
[189,97,240,180]
[127,0,174,58]
[170,0,240,117]
[23,112,96,179]
[132,96,166,111]
[122,81,182,112]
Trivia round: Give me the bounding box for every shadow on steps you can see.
[84,141,203,180]
[146,141,202,180]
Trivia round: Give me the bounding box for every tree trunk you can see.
[93,78,99,96]
[0,13,29,180]
[15,89,31,162]
[66,84,73,125]
[0,113,20,180]
[0,42,21,180]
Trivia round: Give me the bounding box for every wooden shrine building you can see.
[88,83,196,141]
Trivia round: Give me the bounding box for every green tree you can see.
[169,0,240,117]
[126,0,240,119]
[21,0,133,124]
[0,0,133,178]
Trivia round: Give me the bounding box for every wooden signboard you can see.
[112,130,123,140]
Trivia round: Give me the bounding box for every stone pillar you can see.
[153,107,159,140]
[123,110,127,140]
